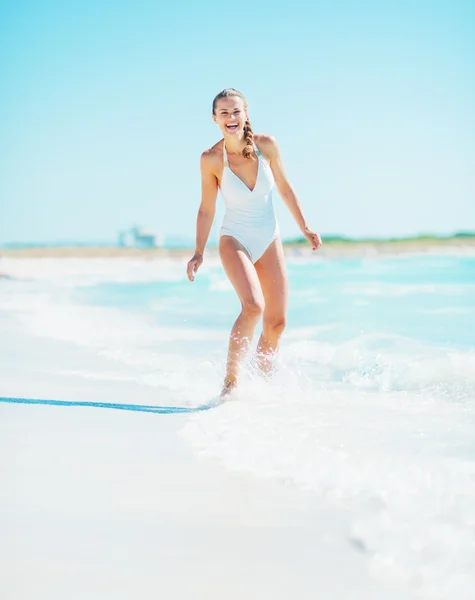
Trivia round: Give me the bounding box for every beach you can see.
[0,325,410,600]
[1,236,475,261]
[1,250,474,599]
[3,0,474,595]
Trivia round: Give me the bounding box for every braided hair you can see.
[212,88,254,160]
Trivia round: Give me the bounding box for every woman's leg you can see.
[254,238,289,373]
[219,235,265,395]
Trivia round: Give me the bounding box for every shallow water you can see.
[1,253,474,598]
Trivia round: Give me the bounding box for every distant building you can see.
[118,226,163,249]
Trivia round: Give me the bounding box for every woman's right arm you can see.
[186,152,218,282]
[195,152,218,255]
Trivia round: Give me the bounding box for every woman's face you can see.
[213,96,247,137]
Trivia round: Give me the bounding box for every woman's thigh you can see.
[254,238,288,321]
[219,235,264,310]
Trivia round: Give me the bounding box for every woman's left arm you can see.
[261,135,322,251]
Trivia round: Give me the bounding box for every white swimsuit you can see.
[219,141,279,263]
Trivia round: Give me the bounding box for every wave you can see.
[182,367,475,599]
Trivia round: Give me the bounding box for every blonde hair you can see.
[212,88,254,159]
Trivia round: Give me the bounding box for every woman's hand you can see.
[303,227,323,251]
[186,253,203,282]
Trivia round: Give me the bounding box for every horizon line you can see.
[1,231,475,249]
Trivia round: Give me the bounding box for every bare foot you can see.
[220,379,237,401]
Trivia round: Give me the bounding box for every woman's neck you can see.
[223,134,247,154]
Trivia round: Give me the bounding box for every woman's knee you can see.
[264,314,286,335]
[242,297,265,319]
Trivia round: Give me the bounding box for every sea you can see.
[1,251,475,598]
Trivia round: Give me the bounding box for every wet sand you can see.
[1,237,474,261]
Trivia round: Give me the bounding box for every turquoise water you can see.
[70,255,475,397]
[2,253,474,401]
[1,253,475,598]
[75,255,475,343]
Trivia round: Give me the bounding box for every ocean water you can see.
[1,252,475,598]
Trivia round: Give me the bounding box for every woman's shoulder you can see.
[200,140,224,177]
[253,134,279,159]
[200,140,224,167]
[254,133,277,145]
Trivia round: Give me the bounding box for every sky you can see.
[1,0,474,246]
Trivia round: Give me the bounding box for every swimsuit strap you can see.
[223,141,228,167]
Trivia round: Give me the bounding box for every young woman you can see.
[187,88,322,398]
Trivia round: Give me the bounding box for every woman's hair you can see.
[212,88,254,159]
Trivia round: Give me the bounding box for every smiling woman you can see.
[186,88,322,399]
[216,92,255,159]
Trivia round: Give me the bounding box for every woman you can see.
[187,88,322,398]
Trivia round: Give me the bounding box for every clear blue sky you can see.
[1,0,474,245]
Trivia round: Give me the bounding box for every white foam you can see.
[285,333,475,398]
[1,286,223,345]
[182,371,475,598]
[0,256,222,287]
[0,272,225,406]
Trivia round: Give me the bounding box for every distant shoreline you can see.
[1,236,475,259]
